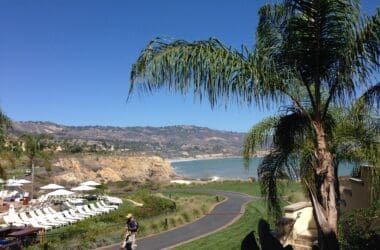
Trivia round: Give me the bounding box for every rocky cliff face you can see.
[51,155,176,184]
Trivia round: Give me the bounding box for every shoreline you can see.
[167,150,269,163]
[168,156,239,163]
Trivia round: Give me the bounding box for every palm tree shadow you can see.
[241,219,293,250]
[241,230,260,250]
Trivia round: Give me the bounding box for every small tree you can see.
[21,134,52,198]
[0,110,21,179]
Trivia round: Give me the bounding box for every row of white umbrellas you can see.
[0,178,32,187]
[42,181,101,197]
[1,179,101,197]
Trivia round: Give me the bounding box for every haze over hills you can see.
[12,121,247,159]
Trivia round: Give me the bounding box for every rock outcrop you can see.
[52,155,175,184]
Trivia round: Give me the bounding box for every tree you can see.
[20,134,52,198]
[0,110,21,179]
[129,1,379,248]
[243,97,379,248]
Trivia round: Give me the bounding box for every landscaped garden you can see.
[26,188,222,249]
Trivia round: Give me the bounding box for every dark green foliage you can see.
[339,203,380,250]
[132,190,176,218]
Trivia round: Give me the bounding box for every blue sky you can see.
[0,0,378,132]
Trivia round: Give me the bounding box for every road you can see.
[97,189,254,250]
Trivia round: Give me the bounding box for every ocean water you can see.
[172,157,354,179]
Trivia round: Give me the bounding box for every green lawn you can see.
[165,180,303,198]
[175,200,268,250]
[167,180,304,250]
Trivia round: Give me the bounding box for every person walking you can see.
[121,213,139,250]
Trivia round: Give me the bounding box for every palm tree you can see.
[243,96,379,246]
[21,134,52,199]
[129,1,379,248]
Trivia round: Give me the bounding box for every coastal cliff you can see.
[51,155,175,184]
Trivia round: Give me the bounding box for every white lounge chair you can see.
[7,213,28,226]
[25,211,61,227]
[3,215,26,227]
[95,201,114,212]
[62,210,82,221]
[90,203,110,213]
[36,209,72,225]
[18,213,52,230]
[78,206,97,216]
[105,196,122,205]
[100,200,118,209]
[68,208,89,219]
[83,204,102,215]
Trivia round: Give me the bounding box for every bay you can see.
[172,157,354,179]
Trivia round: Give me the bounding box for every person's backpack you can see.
[128,220,139,231]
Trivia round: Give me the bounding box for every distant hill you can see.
[12,121,247,159]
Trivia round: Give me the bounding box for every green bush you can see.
[134,194,175,218]
[151,223,159,232]
[169,217,177,227]
[339,203,380,250]
[192,209,200,218]
[177,217,184,225]
[181,212,190,222]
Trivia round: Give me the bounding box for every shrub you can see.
[200,204,208,214]
[177,217,184,225]
[169,217,177,227]
[181,212,190,222]
[151,223,159,232]
[132,190,175,218]
[160,219,168,230]
[339,202,380,250]
[192,209,200,218]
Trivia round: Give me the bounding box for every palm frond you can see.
[258,150,288,218]
[359,82,380,109]
[243,116,278,168]
[130,38,255,107]
[273,108,311,154]
[257,110,312,218]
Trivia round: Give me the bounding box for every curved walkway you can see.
[98,189,254,250]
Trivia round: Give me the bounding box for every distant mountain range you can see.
[12,121,248,158]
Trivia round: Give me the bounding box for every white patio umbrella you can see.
[46,189,74,197]
[15,179,31,184]
[6,179,17,184]
[5,182,23,187]
[80,181,101,186]
[40,184,65,190]
[71,185,96,191]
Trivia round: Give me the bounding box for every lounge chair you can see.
[68,208,89,219]
[36,209,72,225]
[3,215,26,227]
[77,206,97,216]
[7,213,28,226]
[95,201,114,212]
[100,200,118,209]
[25,211,62,227]
[89,203,109,213]
[105,196,123,205]
[18,213,52,230]
[83,204,102,215]
[62,210,82,221]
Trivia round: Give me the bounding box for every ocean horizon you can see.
[172,157,354,180]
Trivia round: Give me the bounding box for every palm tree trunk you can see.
[312,121,339,249]
[31,160,34,200]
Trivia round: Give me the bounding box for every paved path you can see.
[98,190,254,250]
